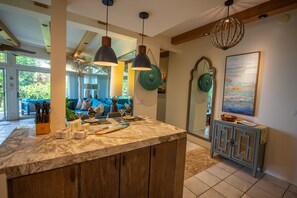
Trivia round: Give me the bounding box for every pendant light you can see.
[93,0,118,66]
[210,0,244,50]
[132,12,152,71]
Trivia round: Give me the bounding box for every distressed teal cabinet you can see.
[211,119,268,177]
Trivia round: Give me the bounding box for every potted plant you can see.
[65,98,76,121]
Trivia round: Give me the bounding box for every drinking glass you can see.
[76,112,84,120]
[118,109,125,117]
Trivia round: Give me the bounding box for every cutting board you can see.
[95,123,130,135]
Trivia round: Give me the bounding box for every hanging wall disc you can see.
[198,73,212,92]
[139,64,162,91]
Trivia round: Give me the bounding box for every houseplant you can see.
[65,98,76,121]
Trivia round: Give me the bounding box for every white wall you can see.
[134,42,160,119]
[166,10,297,185]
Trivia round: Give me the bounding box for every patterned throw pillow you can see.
[94,104,104,116]
[75,98,83,109]
[80,100,92,110]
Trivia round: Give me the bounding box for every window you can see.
[121,63,129,97]
[16,55,50,68]
[0,52,6,63]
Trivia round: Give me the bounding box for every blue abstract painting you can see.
[222,52,260,116]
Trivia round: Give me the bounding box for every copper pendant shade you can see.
[93,0,118,66]
[132,12,152,71]
[210,0,244,50]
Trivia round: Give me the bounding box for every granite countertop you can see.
[0,117,186,179]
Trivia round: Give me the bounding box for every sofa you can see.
[68,97,132,118]
[22,97,132,117]
[21,98,51,115]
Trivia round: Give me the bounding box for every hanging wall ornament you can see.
[198,73,212,92]
[138,64,162,91]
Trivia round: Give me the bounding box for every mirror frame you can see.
[186,56,216,141]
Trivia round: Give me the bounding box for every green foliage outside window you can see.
[16,55,50,68]
[19,82,50,99]
[19,71,50,99]
[0,52,5,63]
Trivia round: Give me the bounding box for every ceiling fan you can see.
[0,43,36,54]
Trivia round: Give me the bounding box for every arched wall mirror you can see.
[187,57,216,141]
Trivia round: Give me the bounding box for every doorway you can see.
[17,70,50,118]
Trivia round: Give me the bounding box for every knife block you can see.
[36,122,50,135]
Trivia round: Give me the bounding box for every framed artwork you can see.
[222,51,260,116]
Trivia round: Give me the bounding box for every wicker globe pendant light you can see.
[210,0,244,50]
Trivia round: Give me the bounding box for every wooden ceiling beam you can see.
[39,19,51,53]
[0,20,20,47]
[73,31,97,59]
[171,0,297,45]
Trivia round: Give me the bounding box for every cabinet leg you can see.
[210,151,214,158]
[252,168,257,177]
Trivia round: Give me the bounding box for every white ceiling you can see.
[0,0,270,59]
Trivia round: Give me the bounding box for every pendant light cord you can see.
[141,17,144,45]
[227,5,230,18]
[106,3,109,36]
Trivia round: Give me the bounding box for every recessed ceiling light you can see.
[258,14,268,19]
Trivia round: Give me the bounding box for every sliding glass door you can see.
[18,70,50,118]
[0,69,6,120]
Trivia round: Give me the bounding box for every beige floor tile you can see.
[288,184,297,193]
[183,186,197,198]
[233,168,260,184]
[186,141,201,152]
[261,174,289,189]
[184,176,210,196]
[206,166,231,180]
[283,190,297,198]
[216,160,242,173]
[256,177,287,197]
[199,189,225,198]
[225,175,253,192]
[241,194,253,198]
[194,171,221,187]
[246,186,277,198]
[213,181,244,198]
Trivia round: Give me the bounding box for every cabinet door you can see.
[80,154,120,198]
[212,121,233,158]
[8,165,78,198]
[149,138,186,198]
[120,147,150,198]
[231,127,257,166]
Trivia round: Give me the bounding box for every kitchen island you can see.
[0,117,187,198]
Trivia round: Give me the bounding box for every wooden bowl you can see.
[221,114,237,122]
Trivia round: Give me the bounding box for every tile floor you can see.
[184,141,297,198]
[0,120,19,144]
[0,119,34,144]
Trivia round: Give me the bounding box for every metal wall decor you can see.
[210,0,244,50]
[138,64,161,91]
[198,73,212,92]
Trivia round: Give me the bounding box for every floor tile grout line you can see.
[183,185,198,197]
[222,167,263,196]
[280,183,291,198]
[246,173,285,198]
